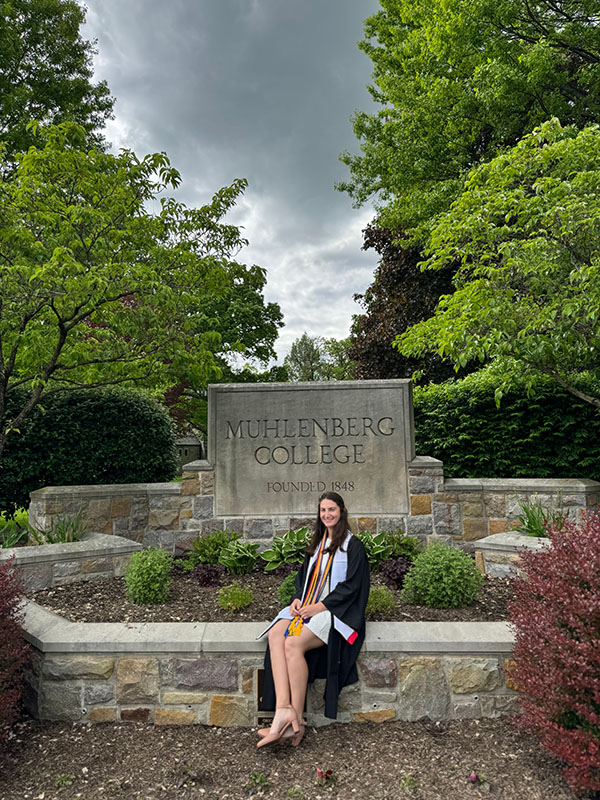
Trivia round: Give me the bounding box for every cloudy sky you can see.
[83,0,381,363]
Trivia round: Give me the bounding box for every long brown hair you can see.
[307,492,349,556]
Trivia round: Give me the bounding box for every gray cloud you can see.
[84,0,380,360]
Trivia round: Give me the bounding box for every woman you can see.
[256,491,370,748]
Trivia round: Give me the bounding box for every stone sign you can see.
[208,380,415,516]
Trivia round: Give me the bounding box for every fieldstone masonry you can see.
[22,601,517,727]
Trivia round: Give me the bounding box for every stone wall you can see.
[28,459,600,549]
[0,534,142,591]
[23,601,516,725]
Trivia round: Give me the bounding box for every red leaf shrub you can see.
[0,556,29,739]
[509,512,600,794]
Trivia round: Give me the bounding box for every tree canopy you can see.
[395,119,600,406]
[0,123,281,455]
[349,223,458,381]
[339,0,600,232]
[0,0,114,161]
[284,333,354,381]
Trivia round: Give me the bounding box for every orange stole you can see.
[285,535,333,637]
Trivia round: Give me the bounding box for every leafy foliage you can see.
[0,0,114,162]
[260,528,310,571]
[386,532,423,563]
[124,548,173,605]
[401,543,483,609]
[350,225,459,382]
[413,370,600,481]
[354,531,393,570]
[509,512,600,794]
[28,512,86,545]
[339,0,600,233]
[284,333,354,381]
[0,387,177,513]
[217,582,254,612]
[191,563,224,587]
[514,499,567,538]
[379,556,413,591]
[218,540,259,575]
[0,122,276,458]
[277,571,298,607]
[365,585,396,618]
[0,509,29,548]
[183,530,241,569]
[396,120,600,405]
[0,557,29,739]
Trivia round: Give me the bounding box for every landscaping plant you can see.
[218,539,259,575]
[217,582,253,612]
[379,556,413,591]
[260,527,310,571]
[514,497,567,538]
[192,563,224,587]
[277,571,298,606]
[355,530,393,570]
[0,556,30,740]
[0,508,29,549]
[183,529,241,569]
[387,532,423,562]
[509,512,600,795]
[401,542,483,608]
[365,585,396,618]
[124,547,173,604]
[28,512,87,545]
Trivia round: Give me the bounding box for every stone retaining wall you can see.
[28,460,600,548]
[0,534,142,591]
[22,601,516,726]
[474,531,547,578]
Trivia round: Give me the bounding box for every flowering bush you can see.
[0,556,30,739]
[509,512,600,794]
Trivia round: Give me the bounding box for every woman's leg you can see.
[265,621,324,735]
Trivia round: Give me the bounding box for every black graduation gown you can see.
[261,535,370,719]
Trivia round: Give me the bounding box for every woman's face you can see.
[320,498,341,532]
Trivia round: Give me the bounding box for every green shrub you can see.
[366,585,396,618]
[260,527,310,571]
[0,509,29,549]
[414,370,600,481]
[277,571,298,606]
[218,539,259,575]
[355,531,393,570]
[183,529,241,569]
[218,582,254,612]
[125,547,173,605]
[386,531,423,562]
[401,543,483,609]
[0,387,177,513]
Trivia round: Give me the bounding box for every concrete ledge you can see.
[444,477,600,494]
[22,600,513,655]
[30,483,181,499]
[0,533,142,566]
[476,532,547,553]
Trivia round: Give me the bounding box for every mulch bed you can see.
[0,717,575,800]
[28,561,513,624]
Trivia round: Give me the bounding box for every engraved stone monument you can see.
[208,380,415,516]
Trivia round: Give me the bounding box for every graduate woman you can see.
[256,491,370,748]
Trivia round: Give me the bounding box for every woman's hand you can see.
[289,598,302,617]
[299,601,326,619]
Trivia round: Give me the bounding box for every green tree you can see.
[339,0,600,232]
[395,119,600,407]
[284,333,354,381]
[0,0,114,161]
[0,122,279,457]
